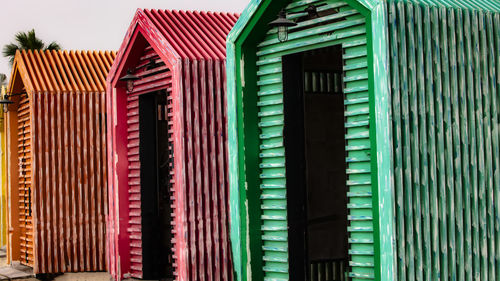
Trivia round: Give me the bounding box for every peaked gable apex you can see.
[108,8,239,87]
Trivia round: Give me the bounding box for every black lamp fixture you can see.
[0,95,14,113]
[119,69,140,92]
[269,9,297,42]
[0,92,26,113]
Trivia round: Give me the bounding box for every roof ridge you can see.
[393,0,500,13]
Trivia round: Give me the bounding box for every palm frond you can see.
[3,29,60,66]
[14,29,44,50]
[2,43,20,64]
[27,29,44,49]
[45,41,61,51]
[14,31,30,49]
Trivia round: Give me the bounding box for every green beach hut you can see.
[226,0,500,280]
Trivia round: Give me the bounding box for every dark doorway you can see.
[283,46,348,281]
[139,90,174,280]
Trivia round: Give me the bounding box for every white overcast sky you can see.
[0,0,248,77]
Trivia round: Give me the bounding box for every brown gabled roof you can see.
[9,49,116,94]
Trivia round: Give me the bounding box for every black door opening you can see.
[283,46,348,281]
[139,90,174,280]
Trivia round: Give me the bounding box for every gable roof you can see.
[108,9,238,84]
[227,0,498,47]
[143,9,239,60]
[9,49,116,94]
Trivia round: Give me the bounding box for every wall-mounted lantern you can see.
[119,69,140,93]
[0,96,13,113]
[269,9,297,42]
[0,92,25,113]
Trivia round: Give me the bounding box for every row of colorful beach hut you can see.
[0,0,498,280]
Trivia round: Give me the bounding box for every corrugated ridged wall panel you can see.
[389,2,499,280]
[120,52,233,281]
[255,0,373,280]
[17,95,33,267]
[31,92,107,273]
[178,58,232,281]
[126,92,142,278]
[342,18,373,281]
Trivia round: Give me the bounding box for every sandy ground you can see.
[17,272,112,281]
[15,273,112,281]
[0,254,113,281]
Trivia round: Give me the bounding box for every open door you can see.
[139,90,174,280]
[284,46,348,281]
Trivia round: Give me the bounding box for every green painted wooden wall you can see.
[388,1,500,281]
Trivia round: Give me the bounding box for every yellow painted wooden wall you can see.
[0,85,7,248]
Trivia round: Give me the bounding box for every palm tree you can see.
[2,29,61,64]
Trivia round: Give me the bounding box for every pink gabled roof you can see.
[144,9,238,60]
[108,9,238,85]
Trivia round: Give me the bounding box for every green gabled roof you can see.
[394,0,500,13]
[227,0,498,46]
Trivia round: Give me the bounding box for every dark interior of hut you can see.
[139,90,174,280]
[283,45,348,281]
